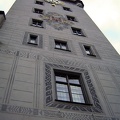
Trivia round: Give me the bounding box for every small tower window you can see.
[28,35,38,45]
[32,19,43,28]
[67,16,77,22]
[55,40,69,51]
[84,45,96,57]
[34,8,43,14]
[36,1,43,5]
[63,7,71,12]
[72,27,85,36]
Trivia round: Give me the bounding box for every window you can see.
[34,8,43,14]
[23,32,43,48]
[79,43,101,59]
[28,34,38,45]
[67,16,77,22]
[55,71,89,104]
[35,0,43,5]
[72,27,85,36]
[55,40,69,51]
[84,45,96,57]
[63,7,71,12]
[31,19,43,28]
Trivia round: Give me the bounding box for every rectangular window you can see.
[55,40,69,51]
[23,32,43,48]
[84,45,96,57]
[55,71,89,104]
[67,16,77,22]
[36,1,43,5]
[63,7,71,12]
[31,19,43,28]
[34,8,43,14]
[72,27,85,36]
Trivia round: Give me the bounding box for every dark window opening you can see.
[55,71,89,104]
[84,45,96,57]
[28,34,38,45]
[67,16,76,22]
[72,27,85,36]
[63,7,71,11]
[34,8,43,14]
[32,19,43,28]
[55,40,69,51]
[36,1,43,5]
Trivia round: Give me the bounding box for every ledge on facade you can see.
[61,0,84,8]
[0,11,6,28]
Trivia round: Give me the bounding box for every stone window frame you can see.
[49,36,76,54]
[63,7,72,12]
[23,32,43,48]
[66,15,78,22]
[44,63,103,113]
[54,40,70,51]
[33,8,44,15]
[71,27,86,37]
[30,18,45,28]
[79,43,101,59]
[35,0,44,5]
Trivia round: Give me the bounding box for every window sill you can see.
[55,99,92,106]
[55,48,71,52]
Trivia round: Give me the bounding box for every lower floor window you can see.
[55,71,89,104]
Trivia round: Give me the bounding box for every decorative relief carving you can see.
[90,64,109,73]
[44,63,103,113]
[0,48,16,55]
[0,104,119,120]
[39,12,73,30]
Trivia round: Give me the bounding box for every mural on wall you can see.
[44,0,64,6]
[40,12,74,30]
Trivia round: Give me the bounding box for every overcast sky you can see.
[0,0,120,54]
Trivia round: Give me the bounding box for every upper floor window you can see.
[28,34,38,45]
[31,19,43,28]
[84,45,96,57]
[34,8,43,14]
[71,27,85,36]
[55,40,69,51]
[55,71,89,104]
[35,1,43,5]
[23,32,43,48]
[67,15,77,22]
[63,7,71,12]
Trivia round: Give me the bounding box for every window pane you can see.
[61,44,67,50]
[30,40,36,44]
[72,94,85,103]
[69,76,80,84]
[56,83,68,92]
[57,92,70,101]
[70,86,82,94]
[55,76,66,82]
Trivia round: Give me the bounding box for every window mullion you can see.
[67,75,73,102]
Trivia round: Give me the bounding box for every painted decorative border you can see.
[44,63,103,113]
[0,104,119,120]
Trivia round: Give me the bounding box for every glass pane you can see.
[86,50,91,55]
[72,94,85,103]
[61,44,67,50]
[69,76,80,84]
[55,42,60,48]
[57,92,70,101]
[70,86,82,94]
[56,83,68,92]
[30,40,36,44]
[55,76,66,82]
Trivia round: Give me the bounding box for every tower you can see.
[0,0,120,120]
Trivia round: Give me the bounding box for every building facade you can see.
[0,0,120,119]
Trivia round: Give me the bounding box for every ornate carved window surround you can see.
[44,63,103,113]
